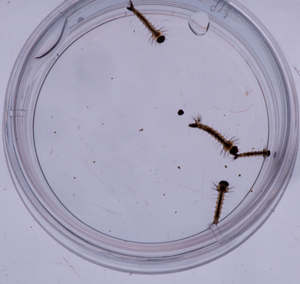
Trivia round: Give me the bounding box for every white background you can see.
[1,0,300,283]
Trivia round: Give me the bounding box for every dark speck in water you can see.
[178,109,184,115]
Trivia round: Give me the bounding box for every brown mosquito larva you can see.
[127,1,165,44]
[189,116,238,156]
[234,149,270,160]
[213,181,230,224]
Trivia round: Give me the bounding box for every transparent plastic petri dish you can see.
[3,0,299,274]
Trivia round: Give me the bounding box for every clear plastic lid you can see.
[3,0,298,274]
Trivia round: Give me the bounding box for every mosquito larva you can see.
[189,116,239,156]
[127,0,165,44]
[234,149,270,160]
[213,180,230,224]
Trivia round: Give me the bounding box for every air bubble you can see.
[188,11,210,36]
[35,16,67,58]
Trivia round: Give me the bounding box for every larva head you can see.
[157,35,165,43]
[229,146,239,156]
[219,180,229,187]
[218,180,229,192]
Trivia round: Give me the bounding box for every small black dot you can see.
[178,109,184,115]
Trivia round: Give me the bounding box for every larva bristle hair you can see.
[127,0,165,44]
[213,180,230,225]
[189,116,239,157]
[234,149,270,160]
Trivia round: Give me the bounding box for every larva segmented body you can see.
[234,149,270,160]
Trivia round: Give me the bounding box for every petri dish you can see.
[3,0,298,274]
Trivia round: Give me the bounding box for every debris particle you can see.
[294,66,300,76]
[214,104,253,113]
[178,166,181,169]
[178,109,184,115]
[139,128,143,132]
